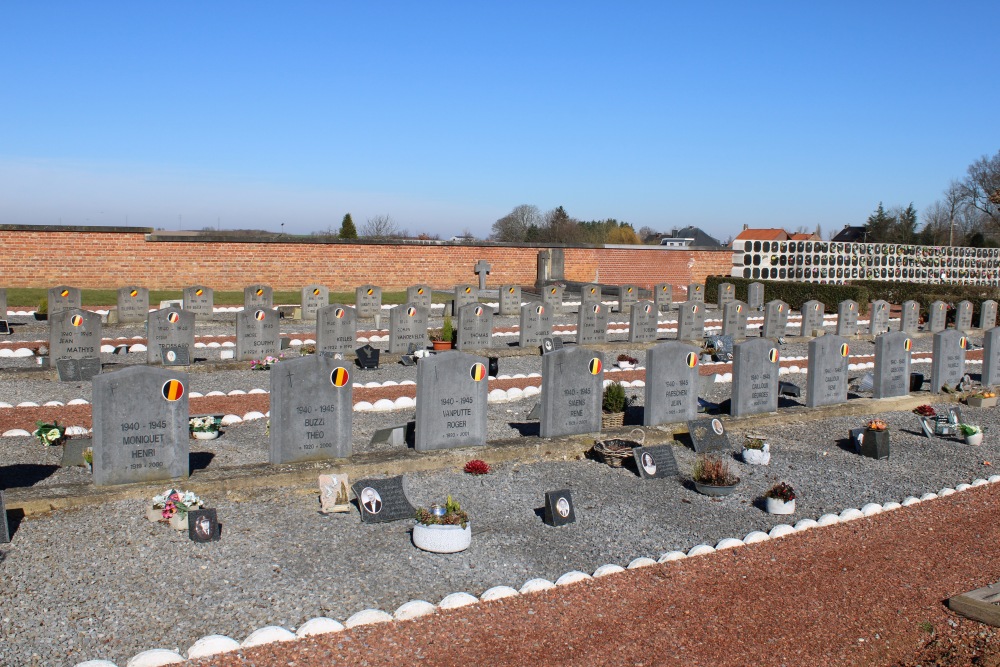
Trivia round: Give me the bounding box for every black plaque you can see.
[0,320,9,335]
[356,345,380,369]
[0,490,8,543]
[56,357,102,382]
[187,508,221,542]
[160,344,191,366]
[541,336,565,354]
[687,417,731,453]
[860,429,889,460]
[352,476,415,523]
[632,445,679,479]
[544,489,575,527]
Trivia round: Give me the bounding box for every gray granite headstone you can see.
[415,351,489,451]
[244,284,273,311]
[301,285,329,320]
[676,301,705,342]
[955,301,973,333]
[806,335,850,408]
[116,286,149,324]
[981,301,998,331]
[837,300,859,337]
[722,301,748,340]
[628,301,658,343]
[317,304,357,356]
[270,355,353,463]
[452,284,478,316]
[406,285,433,313]
[389,304,429,354]
[761,300,789,340]
[731,338,780,417]
[355,285,382,319]
[982,327,1000,387]
[541,284,564,316]
[0,288,5,319]
[92,366,189,486]
[48,285,81,314]
[869,300,890,336]
[644,341,700,426]
[50,308,102,363]
[931,329,967,393]
[580,284,602,308]
[632,445,679,479]
[747,282,764,310]
[539,347,603,438]
[873,331,912,399]
[235,308,280,360]
[900,300,920,334]
[577,303,608,346]
[147,307,195,364]
[688,283,704,303]
[182,286,214,319]
[618,285,639,314]
[688,417,731,453]
[799,300,825,337]
[519,302,552,348]
[352,476,415,524]
[654,284,673,312]
[928,301,947,333]
[717,283,735,307]
[0,490,8,543]
[499,285,521,316]
[456,303,493,350]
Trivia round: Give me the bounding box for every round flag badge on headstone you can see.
[162,379,185,401]
[550,287,557,295]
[334,307,345,319]
[643,304,652,314]
[736,304,743,313]
[417,288,424,295]
[627,287,633,294]
[60,289,69,297]
[725,285,731,292]
[367,288,374,295]
[814,304,820,310]
[167,312,180,324]
[195,288,204,296]
[686,352,698,368]
[470,363,486,381]
[661,285,668,292]
[331,367,349,387]
[768,348,779,364]
[313,288,321,296]
[508,287,515,294]
[849,303,855,311]
[961,337,968,349]
[695,286,701,292]
[589,287,596,294]
[465,287,472,294]
[474,306,484,317]
[589,358,602,375]
[71,314,83,327]
[129,289,138,297]
[840,343,849,357]
[254,310,266,321]
[778,304,784,312]
[592,304,601,314]
[536,305,544,315]
[406,306,416,317]
[256,288,264,296]
[904,338,912,351]
[692,304,699,314]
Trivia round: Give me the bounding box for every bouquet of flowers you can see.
[32,420,66,447]
[250,355,282,370]
[151,489,203,521]
[189,416,220,433]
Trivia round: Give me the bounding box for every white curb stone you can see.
[768,524,796,539]
[627,557,658,568]
[393,600,437,621]
[919,492,938,501]
[344,609,392,628]
[124,649,186,667]
[241,626,296,647]
[480,586,519,601]
[793,520,818,532]
[519,578,555,593]
[593,564,626,577]
[555,571,592,586]
[658,551,688,562]
[715,538,744,550]
[860,503,883,516]
[956,483,973,491]
[901,497,921,506]
[687,544,717,556]
[187,635,240,659]
[973,478,989,486]
[438,592,478,609]
[743,531,771,543]
[295,617,345,638]
[882,501,902,510]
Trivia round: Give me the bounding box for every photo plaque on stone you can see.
[543,489,575,527]
[56,357,103,383]
[356,344,379,369]
[351,476,415,523]
[687,417,731,454]
[187,508,221,543]
[160,345,191,367]
[632,445,679,479]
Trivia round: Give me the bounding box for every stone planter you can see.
[192,430,221,440]
[965,431,984,446]
[741,444,770,465]
[967,396,998,408]
[693,481,740,497]
[168,513,189,531]
[34,312,48,321]
[431,340,453,351]
[412,523,471,553]
[146,506,165,524]
[147,506,190,530]
[765,497,795,515]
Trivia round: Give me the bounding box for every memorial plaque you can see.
[499,285,521,316]
[452,284,478,316]
[519,302,552,348]
[187,508,220,543]
[50,308,102,364]
[270,355,352,463]
[355,344,379,369]
[244,284,273,311]
[92,366,189,486]
[761,300,789,340]
[948,581,1000,627]
[618,285,639,315]
[301,285,329,320]
[677,301,705,342]
[539,347,603,438]
[984,328,1000,387]
[577,303,608,345]
[874,332,912,399]
[837,300,859,337]
[406,285,433,313]
[747,282,764,310]
[687,417,731,453]
[806,335,850,408]
[981,301,998,331]
[931,330,967,394]
[147,307,195,364]
[633,445,679,479]
[0,490,8,543]
[56,357,102,382]
[236,308,280,360]
[688,283,705,303]
[869,300,890,336]
[644,341,700,426]
[160,345,191,367]
[654,284,673,312]
[718,282,735,307]
[928,301,947,333]
[722,301,748,340]
[389,304,429,354]
[543,489,575,527]
[0,320,8,335]
[317,304,357,356]
[48,285,81,314]
[629,301,659,343]
[182,286,214,319]
[542,284,564,316]
[731,338,780,417]
[456,303,493,350]
[415,351,489,451]
[799,300,825,337]
[955,300,973,333]
[580,284,602,308]
[116,286,149,324]
[355,285,382,319]
[900,300,920,334]
[319,473,352,513]
[352,476,415,523]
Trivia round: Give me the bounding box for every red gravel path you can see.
[196,485,1000,667]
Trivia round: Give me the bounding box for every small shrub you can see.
[415,494,468,528]
[765,482,796,502]
[692,455,739,486]
[744,436,766,450]
[602,382,630,413]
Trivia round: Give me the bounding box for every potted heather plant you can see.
[959,423,984,446]
[616,353,638,370]
[741,434,771,466]
[692,454,740,497]
[764,482,796,514]
[413,495,470,553]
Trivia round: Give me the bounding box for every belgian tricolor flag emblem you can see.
[331,367,349,388]
[162,379,184,401]
[840,343,849,357]
[406,306,416,317]
[195,289,204,297]
[686,352,698,368]
[367,288,374,296]
[313,288,321,296]
[254,310,266,321]
[849,303,855,311]
[334,308,345,319]
[589,358,602,375]
[129,289,138,297]
[536,305,544,315]
[768,348,779,364]
[60,289,70,298]
[474,306,484,317]
[255,288,264,296]
[465,287,472,294]
[592,304,601,314]
[71,314,83,327]
[589,287,596,294]
[692,305,699,314]
[903,338,912,351]
[470,363,486,382]
[736,304,742,313]
[778,304,784,312]
[961,337,968,349]
[627,287,633,294]
[508,287,516,294]
[551,287,557,295]
[167,312,180,324]
[643,304,652,314]
[417,288,425,295]
[661,286,668,292]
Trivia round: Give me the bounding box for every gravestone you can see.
[654,284,673,312]
[301,285,329,320]
[0,288,5,319]
[48,285,82,314]
[539,347,603,438]
[632,445,680,479]
[761,300,789,340]
[747,282,764,310]
[543,489,575,527]
[389,304,429,354]
[235,308,280,361]
[580,284,602,307]
[676,301,705,342]
[931,329,967,393]
[806,335,850,408]
[629,301,659,343]
[317,305,357,356]
[688,283,705,303]
[688,417,731,453]
[0,490,8,543]
[452,284,478,316]
[873,331,912,399]
[869,300,890,336]
[456,303,493,350]
[270,355,353,463]
[955,301,974,333]
[541,284,564,316]
[187,509,220,543]
[244,284,273,311]
[982,327,1000,387]
[900,300,921,334]
[618,285,639,314]
[319,473,352,513]
[519,302,552,348]
[182,286,214,319]
[355,285,382,320]
[718,283,735,307]
[722,301,748,340]
[414,351,489,451]
[799,301,825,337]
[49,308,102,365]
[499,285,521,316]
[981,301,998,330]
[577,303,608,345]
[406,285,433,313]
[146,307,195,365]
[730,338,780,417]
[352,476,415,523]
[837,300,859,337]
[928,301,947,333]
[644,341,700,426]
[355,344,379,369]
[474,259,491,290]
[92,366,189,486]
[116,286,149,324]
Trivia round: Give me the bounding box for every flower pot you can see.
[694,481,740,497]
[741,444,771,465]
[192,430,220,440]
[617,361,634,370]
[601,411,624,429]
[168,513,189,531]
[431,340,453,351]
[860,429,889,460]
[965,432,984,446]
[765,497,795,515]
[34,312,48,321]
[967,396,998,408]
[412,523,471,553]
[146,505,165,524]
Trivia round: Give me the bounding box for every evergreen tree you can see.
[865,203,894,243]
[339,213,358,240]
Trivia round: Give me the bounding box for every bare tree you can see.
[491,204,541,242]
[360,214,400,239]
[960,150,1000,228]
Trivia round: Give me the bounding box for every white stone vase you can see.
[168,512,189,531]
[965,431,983,446]
[741,443,771,465]
[146,505,165,524]
[765,497,795,515]
[193,430,220,440]
[412,523,471,553]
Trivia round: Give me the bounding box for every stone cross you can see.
[475,260,491,290]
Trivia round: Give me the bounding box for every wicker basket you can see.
[601,411,625,429]
[591,429,645,467]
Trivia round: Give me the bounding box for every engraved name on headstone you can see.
[355,285,382,319]
[983,327,1000,387]
[244,284,273,311]
[806,334,850,408]
[519,302,552,348]
[577,303,608,345]
[48,285,81,314]
[116,286,149,324]
[955,301,973,333]
[900,300,921,334]
[677,301,705,342]
[235,308,280,360]
[541,284,564,316]
[644,341,700,426]
[618,285,638,314]
[837,300,859,337]
[747,282,764,310]
[931,329,967,394]
[761,300,789,340]
[146,307,195,365]
[50,308,102,363]
[452,284,478,316]
[928,301,947,333]
[499,285,521,317]
[869,300,890,336]
[654,283,673,312]
[981,301,998,331]
[688,283,705,303]
[389,304,429,354]
[415,351,489,451]
[722,301,748,340]
[873,331,912,399]
[799,300,825,337]
[317,304,357,356]
[407,285,433,312]
[301,285,329,321]
[539,347,603,438]
[456,303,494,350]
[182,286,214,319]
[270,355,352,463]
[629,301,659,343]
[731,338,780,417]
[718,282,735,307]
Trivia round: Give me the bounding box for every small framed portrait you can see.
[711,418,725,436]
[187,509,220,543]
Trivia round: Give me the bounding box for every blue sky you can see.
[2,2,998,241]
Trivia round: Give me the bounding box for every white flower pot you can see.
[146,506,165,523]
[617,361,634,370]
[169,513,189,531]
[765,497,795,515]
[412,523,471,553]
[741,443,771,465]
[193,430,220,440]
[965,432,983,446]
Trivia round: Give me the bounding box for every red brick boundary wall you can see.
[0,225,732,292]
